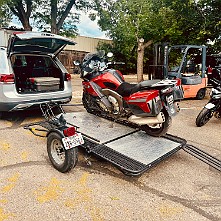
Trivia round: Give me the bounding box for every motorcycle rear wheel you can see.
[196,107,213,127]
[141,111,171,137]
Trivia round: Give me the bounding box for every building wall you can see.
[59,35,112,73]
[65,35,112,53]
[58,50,88,74]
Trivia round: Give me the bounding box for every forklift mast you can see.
[152,43,169,79]
[167,45,207,79]
[152,43,207,80]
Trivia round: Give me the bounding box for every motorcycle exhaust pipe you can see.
[128,112,165,125]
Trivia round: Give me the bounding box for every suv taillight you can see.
[65,73,71,81]
[0,74,14,83]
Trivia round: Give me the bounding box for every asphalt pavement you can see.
[0,75,220,221]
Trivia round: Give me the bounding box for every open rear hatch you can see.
[7,31,76,56]
[8,32,76,94]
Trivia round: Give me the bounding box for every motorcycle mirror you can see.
[73,60,80,66]
[107,52,113,58]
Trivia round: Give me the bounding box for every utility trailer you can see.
[59,112,186,175]
[24,103,221,175]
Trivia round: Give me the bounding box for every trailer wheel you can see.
[196,88,206,100]
[141,111,171,137]
[47,132,78,173]
[196,108,213,127]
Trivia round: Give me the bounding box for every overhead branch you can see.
[57,0,76,30]
[51,0,58,33]
[10,6,20,18]
[26,0,32,18]
[143,40,153,48]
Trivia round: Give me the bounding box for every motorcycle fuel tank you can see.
[92,70,124,90]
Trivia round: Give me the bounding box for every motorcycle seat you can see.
[116,80,175,97]
[137,79,176,90]
[116,82,137,97]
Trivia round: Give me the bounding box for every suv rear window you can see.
[13,38,67,54]
[0,48,10,74]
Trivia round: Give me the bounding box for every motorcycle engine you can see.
[108,95,120,114]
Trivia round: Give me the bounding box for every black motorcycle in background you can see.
[196,71,221,127]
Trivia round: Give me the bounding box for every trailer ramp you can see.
[63,112,186,175]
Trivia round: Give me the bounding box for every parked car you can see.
[0,31,76,117]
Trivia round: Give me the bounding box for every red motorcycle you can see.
[75,51,184,137]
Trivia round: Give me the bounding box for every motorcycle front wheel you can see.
[196,107,213,127]
[47,132,78,173]
[141,111,171,137]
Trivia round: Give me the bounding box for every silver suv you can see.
[0,31,76,117]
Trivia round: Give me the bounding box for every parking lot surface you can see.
[0,75,220,221]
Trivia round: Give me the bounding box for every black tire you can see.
[82,92,94,113]
[196,108,213,127]
[47,132,78,173]
[196,88,206,100]
[141,111,171,137]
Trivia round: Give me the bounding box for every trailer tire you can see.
[47,132,78,173]
[196,108,213,127]
[196,88,206,100]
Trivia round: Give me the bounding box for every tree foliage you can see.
[33,0,90,35]
[0,0,90,35]
[93,0,221,77]
[0,0,12,27]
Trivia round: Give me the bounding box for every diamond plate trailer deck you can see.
[62,112,186,175]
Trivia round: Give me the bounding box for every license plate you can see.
[62,133,84,150]
[166,94,174,105]
[166,94,176,115]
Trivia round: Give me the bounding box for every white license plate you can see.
[166,94,174,105]
[62,133,84,150]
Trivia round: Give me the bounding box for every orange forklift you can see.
[153,44,208,99]
[167,45,208,99]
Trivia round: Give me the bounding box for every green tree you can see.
[0,1,11,27]
[34,0,90,35]
[196,0,221,53]
[8,0,34,30]
[94,0,175,81]
[93,0,157,81]
[0,0,90,35]
[93,0,217,81]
